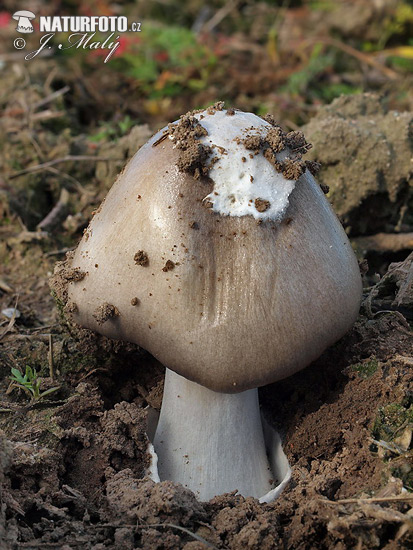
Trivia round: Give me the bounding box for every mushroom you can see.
[12,10,35,33]
[63,105,362,501]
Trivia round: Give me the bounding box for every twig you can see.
[85,522,218,548]
[45,166,86,192]
[308,37,399,80]
[321,495,413,505]
[371,310,411,332]
[8,155,121,180]
[152,132,169,147]
[33,85,70,110]
[24,399,66,410]
[48,334,55,381]
[143,523,218,548]
[28,325,59,332]
[45,166,96,199]
[46,247,74,257]
[202,0,239,34]
[17,542,86,548]
[0,296,19,342]
[0,334,51,343]
[0,279,13,293]
[353,232,413,253]
[371,438,406,455]
[77,368,110,382]
[12,230,49,243]
[44,66,58,93]
[27,133,45,161]
[37,188,70,231]
[0,399,68,413]
[31,110,65,122]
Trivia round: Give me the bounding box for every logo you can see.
[10,11,142,62]
[13,10,35,33]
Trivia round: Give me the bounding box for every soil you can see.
[134,252,149,267]
[162,261,175,273]
[253,199,269,213]
[0,247,412,549]
[168,113,211,180]
[93,303,120,326]
[1,73,412,550]
[302,94,413,237]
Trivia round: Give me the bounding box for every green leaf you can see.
[39,387,61,398]
[25,366,36,381]
[10,368,25,384]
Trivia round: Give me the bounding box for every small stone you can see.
[1,308,21,319]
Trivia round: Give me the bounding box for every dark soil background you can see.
[0,1,412,549]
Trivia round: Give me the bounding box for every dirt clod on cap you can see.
[134,251,149,266]
[93,303,120,325]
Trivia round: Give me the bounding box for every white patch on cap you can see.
[195,110,296,221]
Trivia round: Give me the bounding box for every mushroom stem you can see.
[153,368,274,501]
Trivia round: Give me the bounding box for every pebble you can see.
[1,307,21,319]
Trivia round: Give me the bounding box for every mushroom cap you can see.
[67,109,362,393]
[12,10,35,19]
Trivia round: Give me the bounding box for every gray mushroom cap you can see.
[67,110,362,393]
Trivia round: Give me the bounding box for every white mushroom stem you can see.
[153,368,274,501]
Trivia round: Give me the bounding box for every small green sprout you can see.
[8,366,60,402]
[351,358,379,379]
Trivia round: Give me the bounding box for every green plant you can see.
[351,358,379,379]
[8,366,60,402]
[111,23,216,99]
[373,401,413,442]
[282,43,335,96]
[89,115,136,143]
[379,2,413,48]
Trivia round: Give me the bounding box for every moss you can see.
[373,401,413,443]
[351,358,379,379]
[58,347,98,374]
[0,407,64,451]
[51,289,67,322]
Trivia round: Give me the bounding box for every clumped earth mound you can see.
[303,93,413,236]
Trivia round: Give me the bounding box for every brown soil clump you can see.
[134,250,149,266]
[243,134,262,150]
[168,113,212,180]
[93,303,120,325]
[305,159,322,176]
[162,260,175,272]
[280,157,305,180]
[285,130,312,155]
[254,198,271,213]
[264,126,285,153]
